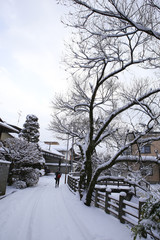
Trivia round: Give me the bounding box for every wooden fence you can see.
[96,175,148,196]
[67,173,145,225]
[94,186,145,226]
[67,173,159,240]
[67,173,79,193]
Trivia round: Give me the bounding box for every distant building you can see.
[126,132,160,183]
[40,141,73,174]
[0,118,20,195]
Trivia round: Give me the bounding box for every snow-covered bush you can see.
[39,169,45,176]
[0,142,8,160]
[3,138,44,187]
[13,180,27,189]
[132,196,160,240]
[3,138,44,165]
[20,167,39,187]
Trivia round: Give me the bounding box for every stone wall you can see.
[0,160,10,195]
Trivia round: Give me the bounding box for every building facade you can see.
[128,132,160,183]
[40,142,72,174]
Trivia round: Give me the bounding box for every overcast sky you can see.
[0,0,158,144]
[0,0,70,141]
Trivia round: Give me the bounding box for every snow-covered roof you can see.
[39,142,64,157]
[8,133,19,138]
[53,144,72,152]
[0,121,19,133]
[45,163,70,166]
[42,140,72,152]
[52,145,67,151]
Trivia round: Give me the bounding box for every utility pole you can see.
[65,134,69,184]
[71,135,74,172]
[17,111,22,125]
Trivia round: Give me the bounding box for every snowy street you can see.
[0,175,143,240]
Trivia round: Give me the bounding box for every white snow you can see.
[0,159,10,164]
[0,121,19,133]
[95,184,106,190]
[39,142,64,157]
[0,175,149,240]
[46,163,70,167]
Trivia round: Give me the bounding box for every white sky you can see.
[0,0,159,143]
[0,0,70,141]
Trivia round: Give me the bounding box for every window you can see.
[123,146,132,155]
[140,145,151,154]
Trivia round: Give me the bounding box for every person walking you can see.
[55,170,61,187]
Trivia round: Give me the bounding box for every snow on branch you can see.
[94,88,160,144]
[72,0,160,40]
[94,129,160,175]
[116,155,160,164]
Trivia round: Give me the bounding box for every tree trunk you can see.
[78,148,93,199]
[84,159,116,206]
[85,158,92,187]
[78,170,86,199]
[85,145,95,185]
[84,169,101,206]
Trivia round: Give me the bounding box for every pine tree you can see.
[19,114,40,143]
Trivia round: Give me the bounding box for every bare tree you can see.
[51,76,160,206]
[59,0,160,39]
[59,0,160,67]
[51,0,160,206]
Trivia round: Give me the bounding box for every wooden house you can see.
[40,142,72,174]
[126,132,160,183]
[0,118,20,140]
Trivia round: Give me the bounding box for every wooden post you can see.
[105,188,111,214]
[95,189,99,208]
[138,198,146,220]
[73,178,75,191]
[76,179,78,192]
[70,176,72,189]
[71,178,74,191]
[75,179,77,191]
[72,178,74,191]
[67,175,70,187]
[73,179,77,192]
[119,192,126,224]
[118,179,119,187]
[134,184,136,196]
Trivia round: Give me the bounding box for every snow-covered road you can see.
[0,175,142,240]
